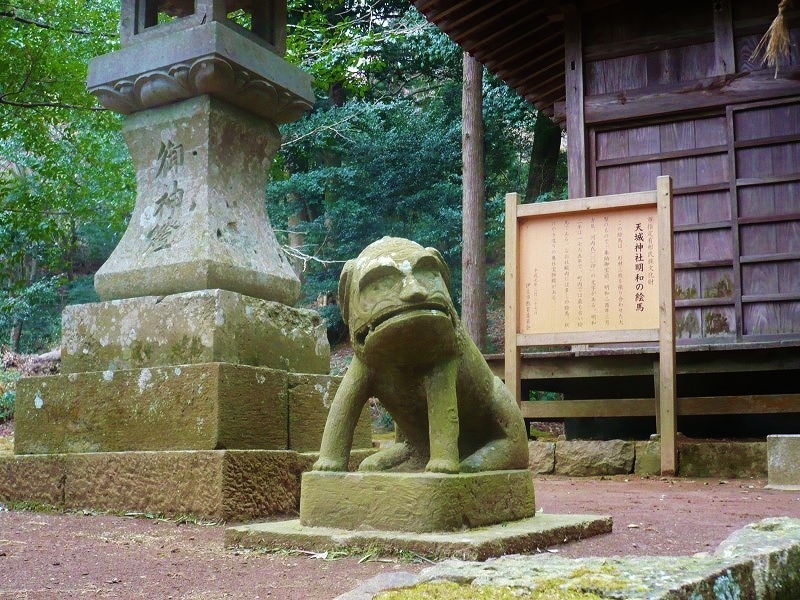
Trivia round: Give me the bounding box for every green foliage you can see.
[0,1,134,350]
[0,365,20,422]
[270,4,557,318]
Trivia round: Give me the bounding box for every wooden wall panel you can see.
[740,223,777,255]
[779,261,800,292]
[777,224,800,253]
[699,191,731,221]
[676,307,702,337]
[595,129,629,161]
[702,305,735,336]
[675,231,700,263]
[628,162,662,192]
[736,147,774,179]
[782,302,800,332]
[742,263,778,295]
[674,195,698,226]
[596,165,630,194]
[676,270,701,300]
[738,186,775,217]
[701,267,734,299]
[775,183,800,212]
[744,303,780,334]
[699,229,733,261]
[585,54,646,95]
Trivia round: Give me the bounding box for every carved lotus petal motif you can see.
[134,70,192,109]
[189,57,236,95]
[90,83,138,114]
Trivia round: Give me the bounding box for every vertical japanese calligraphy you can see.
[141,137,188,252]
[517,205,659,335]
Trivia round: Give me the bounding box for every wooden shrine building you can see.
[414,0,800,439]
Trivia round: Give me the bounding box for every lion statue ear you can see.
[338,259,356,323]
[426,247,451,293]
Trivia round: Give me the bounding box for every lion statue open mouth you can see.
[313,236,529,474]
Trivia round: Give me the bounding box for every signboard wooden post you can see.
[505,176,676,474]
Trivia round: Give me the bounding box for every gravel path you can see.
[3,475,800,599]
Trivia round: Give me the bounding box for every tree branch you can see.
[0,8,116,37]
[0,95,106,111]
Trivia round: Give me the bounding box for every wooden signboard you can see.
[505,176,677,474]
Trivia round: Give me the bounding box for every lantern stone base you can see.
[14,363,369,455]
[0,449,374,522]
[60,290,330,376]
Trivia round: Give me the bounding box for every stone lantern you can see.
[3,0,371,521]
[87,0,311,303]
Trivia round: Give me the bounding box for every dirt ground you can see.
[3,474,800,599]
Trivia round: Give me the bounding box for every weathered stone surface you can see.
[0,453,66,507]
[288,374,372,452]
[766,434,800,489]
[376,517,800,600]
[0,450,304,521]
[634,439,661,476]
[314,237,528,475]
[14,363,289,454]
[678,440,766,478]
[554,440,635,476]
[299,470,536,533]
[527,441,555,474]
[226,513,613,562]
[88,21,314,123]
[94,96,300,304]
[61,290,329,374]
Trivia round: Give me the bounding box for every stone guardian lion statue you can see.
[313,236,529,474]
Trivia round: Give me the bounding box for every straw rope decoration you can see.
[751,0,794,77]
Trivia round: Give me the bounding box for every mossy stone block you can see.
[0,449,305,521]
[61,290,329,374]
[288,373,372,452]
[299,470,536,533]
[678,441,766,478]
[14,363,288,454]
[766,434,800,489]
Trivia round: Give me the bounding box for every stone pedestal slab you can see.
[226,513,613,562]
[14,364,372,456]
[0,450,300,521]
[299,470,536,533]
[61,290,329,375]
[14,363,291,454]
[766,434,800,490]
[0,449,378,522]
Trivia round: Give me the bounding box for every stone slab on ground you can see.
[0,448,377,522]
[766,434,800,490]
[299,470,536,533]
[349,516,800,600]
[528,438,768,478]
[225,513,613,562]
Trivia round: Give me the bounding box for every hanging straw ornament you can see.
[751,0,794,77]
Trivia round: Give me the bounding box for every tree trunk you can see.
[461,52,487,351]
[525,110,563,203]
[10,321,23,352]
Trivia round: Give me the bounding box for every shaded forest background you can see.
[0,0,567,369]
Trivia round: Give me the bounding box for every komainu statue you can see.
[313,236,529,474]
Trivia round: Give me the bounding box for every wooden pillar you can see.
[504,192,522,406]
[657,175,677,475]
[564,5,586,198]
